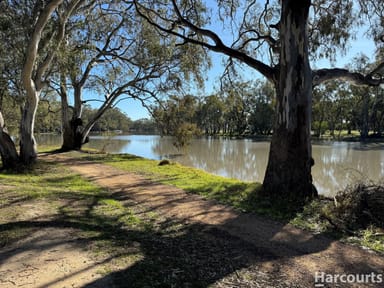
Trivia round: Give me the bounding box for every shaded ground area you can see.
[0,152,383,287]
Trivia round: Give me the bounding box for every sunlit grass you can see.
[77,152,384,254]
[38,144,62,153]
[80,153,264,213]
[0,161,103,200]
[5,149,382,254]
[0,156,163,279]
[0,160,103,249]
[1,147,382,285]
[359,227,384,253]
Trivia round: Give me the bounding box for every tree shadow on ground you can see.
[0,208,284,287]
[1,191,381,288]
[2,156,384,287]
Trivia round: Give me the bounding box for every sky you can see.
[115,13,378,121]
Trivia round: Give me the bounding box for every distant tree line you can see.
[1,95,156,135]
[152,80,275,139]
[4,74,383,142]
[152,75,384,140]
[312,56,384,139]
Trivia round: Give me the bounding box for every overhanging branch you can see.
[313,66,384,87]
[134,0,276,83]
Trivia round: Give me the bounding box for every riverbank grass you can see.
[77,151,384,254]
[0,159,208,286]
[2,148,383,259]
[0,155,283,286]
[77,153,267,214]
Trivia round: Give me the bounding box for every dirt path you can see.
[0,226,114,288]
[1,152,384,287]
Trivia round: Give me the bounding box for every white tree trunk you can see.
[20,0,64,164]
[19,88,39,164]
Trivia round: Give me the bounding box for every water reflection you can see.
[312,142,384,195]
[164,138,269,183]
[36,134,384,197]
[90,135,132,153]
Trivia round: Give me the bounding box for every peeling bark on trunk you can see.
[60,112,88,151]
[61,117,92,151]
[263,0,315,204]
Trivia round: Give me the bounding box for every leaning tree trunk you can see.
[79,103,115,147]
[0,130,19,169]
[263,0,315,205]
[0,85,19,169]
[0,112,19,169]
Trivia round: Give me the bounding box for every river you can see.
[37,134,384,197]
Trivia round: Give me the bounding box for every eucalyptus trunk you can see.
[263,0,315,204]
[61,110,102,151]
[19,90,39,164]
[0,112,19,169]
[19,0,66,165]
[60,107,84,150]
[60,79,84,151]
[61,113,77,151]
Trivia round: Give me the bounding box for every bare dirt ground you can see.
[1,152,384,287]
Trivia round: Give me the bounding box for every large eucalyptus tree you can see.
[133,0,384,204]
[0,0,85,167]
[55,0,207,151]
[20,0,86,164]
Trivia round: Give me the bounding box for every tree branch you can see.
[78,18,126,88]
[35,0,85,91]
[22,0,64,93]
[313,66,384,87]
[370,61,384,77]
[134,0,276,82]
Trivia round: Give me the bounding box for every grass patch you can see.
[337,226,384,254]
[78,152,384,254]
[79,153,264,214]
[1,150,382,286]
[0,227,37,248]
[359,227,384,253]
[0,161,103,199]
[0,156,175,285]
